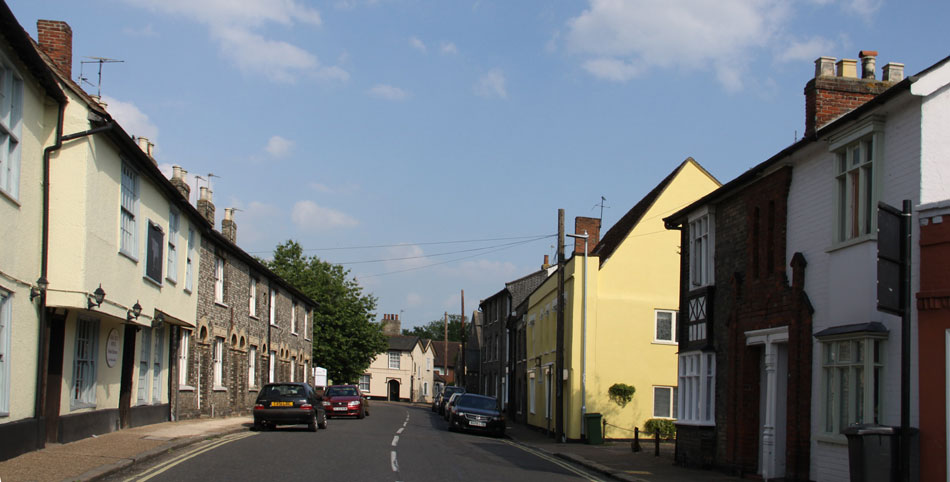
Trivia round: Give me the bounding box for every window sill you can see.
[119,250,139,263]
[179,385,195,392]
[816,434,848,446]
[213,386,227,392]
[144,275,162,288]
[826,233,876,253]
[674,420,715,427]
[291,332,298,337]
[70,402,97,411]
[165,277,178,286]
[652,340,677,346]
[184,288,193,295]
[249,388,259,392]
[0,188,21,206]
[214,301,228,309]
[250,315,259,321]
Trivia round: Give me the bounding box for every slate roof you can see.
[592,157,718,265]
[507,268,552,309]
[387,335,420,352]
[428,340,462,368]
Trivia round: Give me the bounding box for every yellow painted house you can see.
[525,158,719,440]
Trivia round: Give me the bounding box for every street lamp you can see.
[566,230,589,439]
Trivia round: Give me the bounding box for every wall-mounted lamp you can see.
[31,276,49,301]
[128,301,142,321]
[152,311,165,328]
[87,284,106,309]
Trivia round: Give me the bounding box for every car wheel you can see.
[318,413,328,429]
[252,420,263,431]
[308,411,318,432]
[358,407,365,419]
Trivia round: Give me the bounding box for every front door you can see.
[388,379,400,401]
[44,314,66,442]
[746,326,789,481]
[119,325,137,428]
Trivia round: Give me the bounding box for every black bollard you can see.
[654,429,660,456]
[632,426,641,452]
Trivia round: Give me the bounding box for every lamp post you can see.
[566,230,589,439]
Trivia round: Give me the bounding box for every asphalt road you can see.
[107,402,606,482]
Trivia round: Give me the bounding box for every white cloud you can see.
[409,36,427,53]
[101,95,159,146]
[123,24,157,37]
[566,0,794,90]
[382,244,430,272]
[474,69,507,99]
[440,42,458,55]
[776,36,838,63]
[368,84,409,101]
[264,135,294,158]
[291,200,359,230]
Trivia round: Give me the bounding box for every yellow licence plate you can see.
[271,401,294,407]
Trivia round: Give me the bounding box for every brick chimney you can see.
[381,314,401,335]
[222,208,237,244]
[170,165,191,201]
[36,20,72,78]
[804,51,901,137]
[573,216,601,255]
[542,255,550,270]
[197,186,215,226]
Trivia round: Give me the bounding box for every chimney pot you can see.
[815,56,836,78]
[883,62,904,82]
[197,187,215,225]
[859,50,877,80]
[836,59,858,78]
[222,208,237,243]
[170,165,191,201]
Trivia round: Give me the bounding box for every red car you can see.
[321,385,369,419]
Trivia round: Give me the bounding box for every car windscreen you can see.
[261,384,307,399]
[326,387,358,397]
[444,386,464,396]
[457,396,497,411]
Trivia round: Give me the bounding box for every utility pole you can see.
[556,208,565,442]
[444,312,449,382]
[460,290,465,388]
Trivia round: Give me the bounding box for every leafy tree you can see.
[264,240,387,383]
[402,314,466,342]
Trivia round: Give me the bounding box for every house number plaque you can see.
[106,329,120,368]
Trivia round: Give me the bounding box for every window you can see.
[72,318,99,408]
[423,382,428,396]
[214,256,225,304]
[0,58,23,199]
[167,210,179,283]
[427,358,432,371]
[529,375,536,414]
[290,357,296,382]
[359,374,370,392]
[119,163,139,257]
[184,228,196,292]
[152,326,164,403]
[304,310,310,339]
[653,386,677,418]
[145,221,164,283]
[269,288,276,326]
[137,328,151,404]
[268,350,276,383]
[689,213,713,287]
[821,337,885,436]
[213,337,224,388]
[291,301,298,334]
[0,290,11,415]
[248,345,257,388]
[179,329,191,386]
[678,351,715,425]
[388,351,400,369]
[544,368,552,419]
[655,310,677,343]
[249,278,257,317]
[835,138,875,242]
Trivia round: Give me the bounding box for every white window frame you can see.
[653,386,676,419]
[248,345,257,388]
[290,356,296,382]
[268,350,276,383]
[424,381,428,397]
[166,209,179,284]
[249,278,257,318]
[688,210,714,288]
[829,118,884,246]
[819,335,886,439]
[119,162,139,259]
[0,56,24,200]
[677,351,715,425]
[137,327,152,404]
[304,310,310,340]
[291,301,298,334]
[214,256,225,304]
[388,351,400,370]
[0,289,11,415]
[213,337,224,389]
[152,326,164,403]
[179,329,191,387]
[359,374,370,392]
[654,309,677,344]
[269,288,277,326]
[71,318,99,409]
[184,227,195,292]
[427,358,432,371]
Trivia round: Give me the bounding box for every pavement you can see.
[0,406,740,482]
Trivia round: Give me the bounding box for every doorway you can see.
[746,326,789,480]
[388,379,400,401]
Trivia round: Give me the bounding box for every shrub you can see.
[644,418,676,440]
[607,383,636,408]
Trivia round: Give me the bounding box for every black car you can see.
[433,385,466,415]
[446,394,505,437]
[253,382,327,432]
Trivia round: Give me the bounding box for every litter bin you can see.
[843,424,898,482]
[584,413,603,445]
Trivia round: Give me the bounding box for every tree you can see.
[264,240,387,383]
[402,314,466,342]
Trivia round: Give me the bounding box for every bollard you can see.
[632,426,641,452]
[654,429,660,457]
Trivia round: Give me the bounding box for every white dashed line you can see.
[392,435,400,447]
[391,450,399,472]
[396,427,404,434]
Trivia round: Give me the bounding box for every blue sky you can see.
[9,0,949,330]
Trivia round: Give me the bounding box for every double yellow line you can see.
[498,439,607,482]
[125,431,258,482]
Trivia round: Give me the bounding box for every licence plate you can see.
[333,407,348,411]
[470,421,486,427]
[271,401,293,407]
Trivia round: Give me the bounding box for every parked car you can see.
[447,394,505,437]
[433,386,466,415]
[322,384,369,419]
[253,382,327,432]
[443,392,463,421]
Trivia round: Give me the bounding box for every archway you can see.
[388,379,400,401]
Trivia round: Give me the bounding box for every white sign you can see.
[313,366,328,387]
[106,329,120,368]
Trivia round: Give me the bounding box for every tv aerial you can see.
[78,57,124,99]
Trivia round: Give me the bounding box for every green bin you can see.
[584,413,603,445]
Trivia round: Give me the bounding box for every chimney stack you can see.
[804,50,900,137]
[573,216,601,255]
[170,166,191,201]
[222,208,237,244]
[542,254,550,270]
[36,20,72,78]
[381,314,401,335]
[136,137,155,160]
[197,186,215,226]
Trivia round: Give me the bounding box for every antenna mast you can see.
[78,57,124,99]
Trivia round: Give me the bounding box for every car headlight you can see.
[347,400,360,406]
[456,411,466,418]
[321,401,331,406]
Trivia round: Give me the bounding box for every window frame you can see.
[213,337,225,389]
[179,329,192,388]
[248,345,257,389]
[268,350,276,383]
[269,287,277,326]
[151,326,164,403]
[653,386,677,419]
[71,318,99,409]
[677,351,715,426]
[388,351,400,370]
[249,278,257,318]
[166,209,180,284]
[137,327,151,404]
[819,335,886,441]
[0,289,11,415]
[144,220,164,284]
[214,256,225,305]
[184,227,196,293]
[654,309,677,344]
[688,210,715,288]
[359,374,371,392]
[119,162,139,259]
[291,301,298,334]
[829,117,884,247]
[0,56,24,200]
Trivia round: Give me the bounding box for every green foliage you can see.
[402,314,466,342]
[644,418,676,439]
[607,383,636,408]
[264,240,387,383]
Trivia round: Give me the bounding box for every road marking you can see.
[390,450,399,472]
[391,435,399,446]
[126,431,257,482]
[396,427,404,434]
[499,439,608,482]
